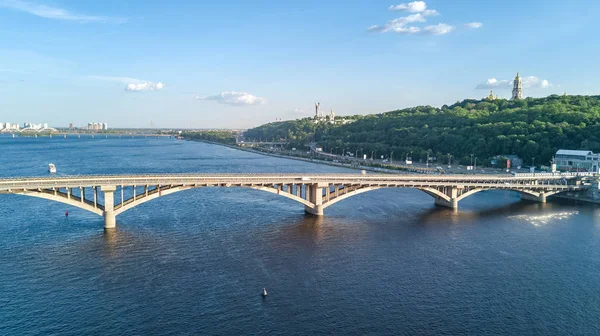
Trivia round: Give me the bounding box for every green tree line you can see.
[182,131,237,144]
[245,95,600,166]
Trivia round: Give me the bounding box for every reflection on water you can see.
[509,211,579,227]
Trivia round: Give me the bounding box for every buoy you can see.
[261,288,267,297]
[65,211,69,217]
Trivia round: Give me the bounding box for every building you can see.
[485,90,499,100]
[511,72,523,100]
[2,123,19,131]
[313,102,326,123]
[328,109,335,123]
[554,149,600,172]
[87,122,106,131]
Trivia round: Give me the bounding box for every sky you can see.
[0,0,599,129]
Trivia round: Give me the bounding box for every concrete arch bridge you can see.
[0,173,590,229]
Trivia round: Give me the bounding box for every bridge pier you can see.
[434,197,458,209]
[304,183,325,216]
[434,187,459,209]
[102,185,117,229]
[521,192,547,203]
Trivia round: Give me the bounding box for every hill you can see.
[244,95,600,166]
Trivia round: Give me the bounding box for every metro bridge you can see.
[0,173,591,229]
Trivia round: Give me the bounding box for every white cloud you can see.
[423,23,453,35]
[389,1,427,13]
[88,75,164,92]
[368,13,425,33]
[0,0,127,23]
[465,22,483,29]
[422,9,439,16]
[370,2,451,36]
[125,82,164,92]
[475,76,552,89]
[195,91,267,106]
[371,1,478,37]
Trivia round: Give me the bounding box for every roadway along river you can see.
[1,135,600,335]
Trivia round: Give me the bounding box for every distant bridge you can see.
[0,173,591,229]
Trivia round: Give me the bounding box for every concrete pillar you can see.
[521,192,547,203]
[304,183,325,216]
[102,185,117,229]
[434,187,459,209]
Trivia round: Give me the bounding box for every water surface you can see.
[1,136,600,335]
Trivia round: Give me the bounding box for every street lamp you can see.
[390,151,394,165]
[371,151,374,160]
[355,149,359,158]
[447,153,452,167]
[426,149,431,168]
[532,157,535,172]
[470,153,474,167]
[474,157,477,170]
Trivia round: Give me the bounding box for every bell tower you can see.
[511,72,523,100]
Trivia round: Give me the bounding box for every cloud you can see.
[423,23,453,35]
[195,91,267,106]
[88,75,164,92]
[475,76,552,89]
[370,1,477,36]
[0,0,127,23]
[125,82,164,92]
[370,2,451,36]
[389,1,427,13]
[465,22,483,29]
[368,13,425,33]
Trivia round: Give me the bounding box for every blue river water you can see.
[1,135,600,335]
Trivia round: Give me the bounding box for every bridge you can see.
[0,173,591,229]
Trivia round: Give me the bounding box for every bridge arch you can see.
[321,186,382,209]
[113,184,315,216]
[15,190,104,216]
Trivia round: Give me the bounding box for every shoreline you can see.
[183,139,424,174]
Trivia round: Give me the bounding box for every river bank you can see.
[183,138,434,175]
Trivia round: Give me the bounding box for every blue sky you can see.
[0,0,599,128]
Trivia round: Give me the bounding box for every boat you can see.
[261,288,267,297]
[48,163,57,174]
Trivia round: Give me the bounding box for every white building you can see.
[2,123,19,131]
[511,72,523,100]
[102,123,108,130]
[554,149,600,172]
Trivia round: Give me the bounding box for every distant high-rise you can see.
[102,123,108,130]
[511,72,523,100]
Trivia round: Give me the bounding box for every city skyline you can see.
[0,0,598,128]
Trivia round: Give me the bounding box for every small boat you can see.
[261,288,267,297]
[48,163,57,174]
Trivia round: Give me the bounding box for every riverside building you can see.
[554,150,600,173]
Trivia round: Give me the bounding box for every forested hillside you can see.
[245,95,600,166]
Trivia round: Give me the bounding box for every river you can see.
[1,135,600,335]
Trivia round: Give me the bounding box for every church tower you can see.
[511,72,523,100]
[314,102,321,120]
